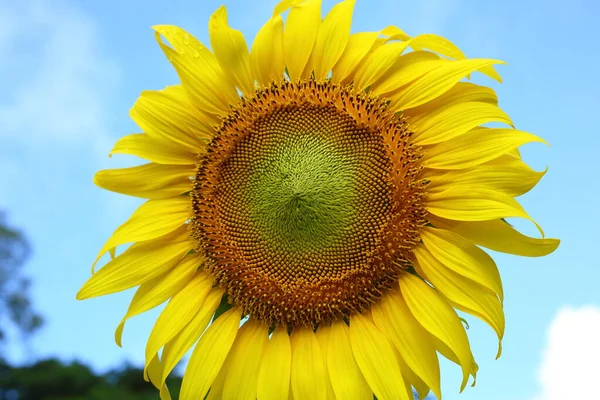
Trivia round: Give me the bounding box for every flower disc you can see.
[191,81,427,327]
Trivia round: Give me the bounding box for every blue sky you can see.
[0,0,598,399]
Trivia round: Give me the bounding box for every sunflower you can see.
[77,1,559,399]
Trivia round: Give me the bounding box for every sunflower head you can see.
[78,1,559,399]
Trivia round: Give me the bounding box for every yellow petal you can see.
[426,186,543,235]
[209,6,255,96]
[349,313,411,400]
[410,33,465,59]
[300,45,318,79]
[380,25,411,41]
[331,31,381,84]
[251,15,285,87]
[91,197,190,267]
[222,320,269,400]
[130,85,214,153]
[153,25,240,115]
[410,102,512,146]
[110,133,199,165]
[395,351,430,400]
[429,216,560,257]
[78,230,191,300]
[408,33,501,83]
[291,327,327,400]
[354,40,412,91]
[403,81,498,125]
[257,327,292,400]
[420,227,504,301]
[412,248,505,358]
[327,319,371,400]
[146,355,169,397]
[507,147,521,158]
[399,273,473,391]
[272,0,299,15]
[313,0,355,80]
[283,0,322,81]
[389,58,505,111]
[423,128,548,169]
[314,324,336,400]
[426,155,547,197]
[144,272,214,371]
[179,307,243,400]
[371,51,443,95]
[206,340,233,400]
[94,163,193,199]
[159,287,224,398]
[114,253,203,346]
[371,291,441,400]
[429,334,478,387]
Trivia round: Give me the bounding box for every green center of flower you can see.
[249,134,356,253]
[190,81,427,328]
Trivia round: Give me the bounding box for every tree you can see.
[0,358,183,400]
[0,212,43,349]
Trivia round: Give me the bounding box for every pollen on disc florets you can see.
[190,80,427,329]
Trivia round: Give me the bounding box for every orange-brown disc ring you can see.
[190,80,427,329]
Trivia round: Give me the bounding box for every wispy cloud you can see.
[531,306,600,400]
[0,0,119,153]
[0,0,132,228]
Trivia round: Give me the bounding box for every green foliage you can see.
[0,212,43,345]
[0,358,183,400]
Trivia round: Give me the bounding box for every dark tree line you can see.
[0,357,430,400]
[0,358,182,400]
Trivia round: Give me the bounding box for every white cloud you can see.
[0,0,119,153]
[531,306,600,400]
[0,0,130,221]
